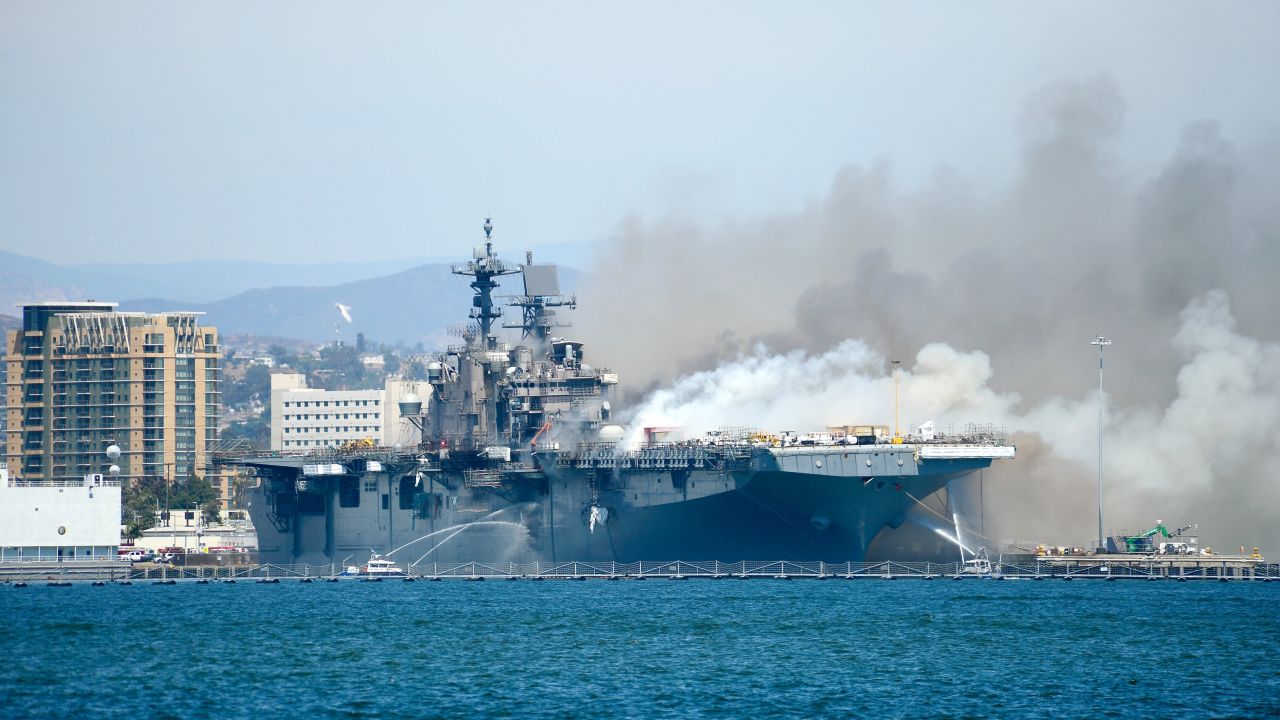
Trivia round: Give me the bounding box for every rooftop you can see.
[16,300,118,309]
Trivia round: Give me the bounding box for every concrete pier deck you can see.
[2,558,1276,583]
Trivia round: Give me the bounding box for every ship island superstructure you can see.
[228,220,1015,566]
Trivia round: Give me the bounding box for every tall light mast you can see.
[891,359,902,441]
[1091,335,1112,553]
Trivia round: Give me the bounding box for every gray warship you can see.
[234,220,1014,566]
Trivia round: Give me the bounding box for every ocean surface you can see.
[1,580,1277,719]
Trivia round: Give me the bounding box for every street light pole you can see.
[1091,335,1112,553]
[891,360,901,440]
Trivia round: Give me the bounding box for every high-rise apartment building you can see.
[4,302,222,489]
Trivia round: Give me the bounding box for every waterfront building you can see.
[0,460,121,562]
[132,509,257,554]
[269,372,428,451]
[3,302,224,493]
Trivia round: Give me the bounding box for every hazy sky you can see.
[2,2,1277,264]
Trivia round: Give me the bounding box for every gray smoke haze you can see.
[578,77,1280,553]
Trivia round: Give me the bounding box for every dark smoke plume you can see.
[577,76,1280,553]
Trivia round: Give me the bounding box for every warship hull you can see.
[242,446,1007,566]
[236,221,1014,567]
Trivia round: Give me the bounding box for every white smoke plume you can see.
[622,339,1011,445]
[1012,291,1280,552]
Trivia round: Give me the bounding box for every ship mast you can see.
[452,218,521,350]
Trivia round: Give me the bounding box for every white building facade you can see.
[269,374,430,451]
[0,462,121,562]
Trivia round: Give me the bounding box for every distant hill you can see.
[0,240,594,309]
[0,249,440,307]
[0,269,89,316]
[120,263,583,346]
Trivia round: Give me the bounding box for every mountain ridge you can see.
[2,246,588,345]
[118,262,582,346]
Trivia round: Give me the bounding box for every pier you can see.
[1,557,1276,584]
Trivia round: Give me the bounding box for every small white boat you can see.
[961,549,993,576]
[360,553,407,576]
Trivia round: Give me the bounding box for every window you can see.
[363,480,377,493]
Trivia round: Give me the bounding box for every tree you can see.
[405,360,427,381]
[122,482,159,538]
[383,350,402,375]
[170,476,222,524]
[268,344,296,366]
[222,417,271,449]
[224,364,271,407]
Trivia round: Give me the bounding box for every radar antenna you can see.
[505,251,576,341]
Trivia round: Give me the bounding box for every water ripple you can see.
[0,581,1276,718]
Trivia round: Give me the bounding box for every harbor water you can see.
[1,580,1276,718]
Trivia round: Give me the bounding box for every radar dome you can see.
[105,444,121,460]
[108,465,121,476]
[599,425,626,443]
[398,393,423,416]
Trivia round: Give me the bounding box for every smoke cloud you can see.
[622,340,1009,446]
[580,76,1280,553]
